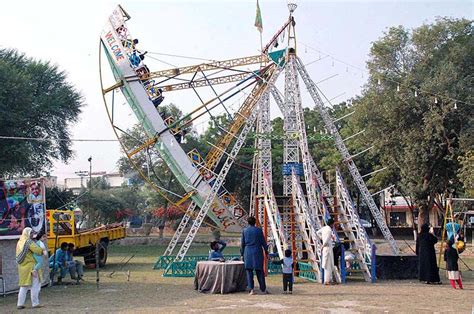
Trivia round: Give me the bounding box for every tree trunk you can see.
[417,195,435,232]
[417,202,429,232]
[143,223,153,236]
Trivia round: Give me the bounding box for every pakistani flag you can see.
[254,0,263,33]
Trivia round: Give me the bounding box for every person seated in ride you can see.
[66,243,84,284]
[208,239,227,262]
[122,38,139,51]
[116,25,128,40]
[173,129,188,144]
[136,65,150,79]
[49,242,68,284]
[129,50,148,68]
[152,89,165,108]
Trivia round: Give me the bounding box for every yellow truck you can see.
[46,209,126,267]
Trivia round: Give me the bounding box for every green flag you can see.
[254,0,263,33]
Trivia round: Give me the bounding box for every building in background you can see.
[380,188,441,228]
[64,172,129,194]
[43,176,58,188]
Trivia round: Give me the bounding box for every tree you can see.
[116,103,196,230]
[0,49,83,177]
[353,18,473,228]
[45,187,76,210]
[458,151,474,197]
[78,190,125,225]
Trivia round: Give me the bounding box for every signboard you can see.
[0,178,46,239]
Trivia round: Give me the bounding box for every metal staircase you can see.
[162,201,197,256]
[291,171,323,282]
[262,171,288,258]
[334,168,373,282]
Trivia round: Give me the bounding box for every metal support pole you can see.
[371,244,376,283]
[290,197,297,276]
[95,242,100,288]
[263,204,268,276]
[341,246,346,284]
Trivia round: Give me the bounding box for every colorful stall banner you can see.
[0,178,46,239]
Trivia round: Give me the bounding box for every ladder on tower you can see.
[287,54,323,223]
[295,56,399,254]
[262,171,288,258]
[334,168,373,282]
[270,80,331,227]
[291,171,340,283]
[162,201,197,256]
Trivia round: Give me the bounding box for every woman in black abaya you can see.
[416,223,441,284]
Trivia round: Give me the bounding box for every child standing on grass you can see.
[444,240,463,289]
[272,249,294,294]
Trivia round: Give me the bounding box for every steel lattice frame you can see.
[295,57,399,254]
[101,5,399,275]
[283,55,300,196]
[171,66,281,262]
[335,168,372,281]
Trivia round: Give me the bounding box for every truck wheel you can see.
[84,247,96,268]
[98,241,108,267]
[83,243,107,268]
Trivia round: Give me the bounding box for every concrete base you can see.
[376,254,418,280]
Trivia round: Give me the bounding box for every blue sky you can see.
[0,0,472,183]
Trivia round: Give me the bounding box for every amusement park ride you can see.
[99,4,399,283]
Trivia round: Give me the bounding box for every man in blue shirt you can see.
[208,240,227,261]
[66,243,84,284]
[49,242,68,284]
[240,216,269,295]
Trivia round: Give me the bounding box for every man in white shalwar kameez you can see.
[317,218,336,285]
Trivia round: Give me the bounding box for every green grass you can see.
[1,244,473,313]
[108,243,241,258]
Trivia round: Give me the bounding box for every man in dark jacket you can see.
[240,216,269,295]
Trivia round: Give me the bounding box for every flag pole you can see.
[255,0,263,56]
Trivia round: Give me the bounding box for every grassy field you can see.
[1,242,473,313]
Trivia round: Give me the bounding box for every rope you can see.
[146,50,217,63]
[298,40,473,106]
[0,136,117,142]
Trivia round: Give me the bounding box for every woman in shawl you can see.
[16,227,44,309]
[416,223,441,284]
